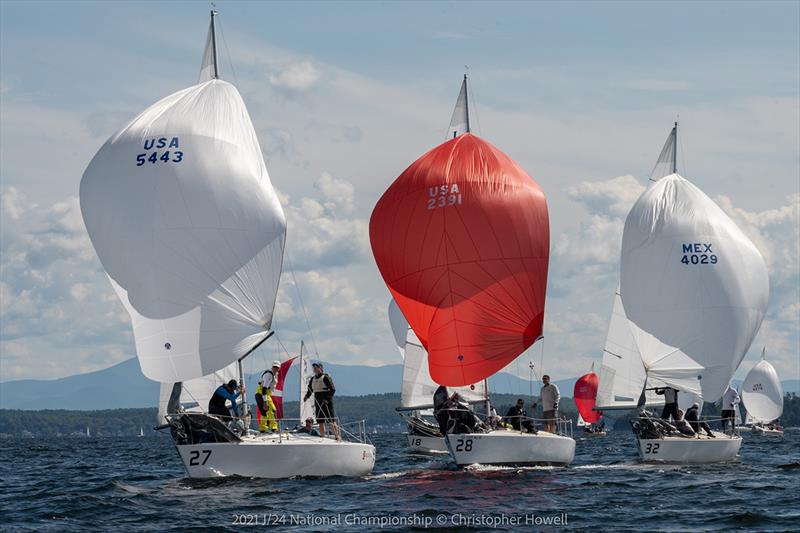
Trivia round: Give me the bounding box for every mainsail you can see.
[446,75,470,139]
[370,78,549,387]
[618,124,769,402]
[388,299,408,359]
[80,12,287,383]
[741,351,783,424]
[596,291,665,410]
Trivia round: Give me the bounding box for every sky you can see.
[1,1,798,387]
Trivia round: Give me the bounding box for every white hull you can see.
[406,434,448,454]
[176,433,375,478]
[636,432,741,463]
[752,425,783,437]
[445,430,575,467]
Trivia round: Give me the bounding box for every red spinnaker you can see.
[272,357,296,419]
[369,133,549,386]
[574,372,602,424]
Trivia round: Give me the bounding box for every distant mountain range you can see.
[2,358,797,411]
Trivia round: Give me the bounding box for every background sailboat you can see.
[614,123,769,463]
[80,10,374,478]
[741,348,784,436]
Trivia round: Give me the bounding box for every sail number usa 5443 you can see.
[136,137,184,166]
[680,243,717,265]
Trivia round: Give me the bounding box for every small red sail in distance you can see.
[574,372,602,424]
[369,133,549,387]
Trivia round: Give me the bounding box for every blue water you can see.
[2,430,798,532]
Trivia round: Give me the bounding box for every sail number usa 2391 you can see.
[136,137,184,166]
[680,243,717,265]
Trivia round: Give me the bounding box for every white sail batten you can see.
[446,75,470,139]
[81,27,287,383]
[157,361,239,423]
[741,358,783,423]
[619,173,769,402]
[596,291,665,410]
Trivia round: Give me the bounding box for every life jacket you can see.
[310,373,332,394]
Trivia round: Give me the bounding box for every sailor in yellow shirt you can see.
[256,361,280,433]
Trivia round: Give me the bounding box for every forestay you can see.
[741,358,783,423]
[619,172,768,401]
[80,19,287,383]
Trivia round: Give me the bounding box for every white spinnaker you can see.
[596,291,665,410]
[446,76,470,140]
[741,359,784,423]
[388,299,408,359]
[157,362,239,424]
[81,75,286,383]
[400,327,486,409]
[620,173,769,402]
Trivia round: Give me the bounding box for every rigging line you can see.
[467,74,482,137]
[216,14,240,88]
[284,249,321,358]
[273,332,294,358]
[678,120,688,177]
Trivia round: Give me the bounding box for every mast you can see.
[672,121,678,174]
[210,9,219,79]
[463,74,471,133]
[299,340,305,412]
[236,330,275,419]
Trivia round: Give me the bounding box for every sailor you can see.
[685,403,715,438]
[303,362,340,440]
[503,398,536,434]
[720,384,740,433]
[539,375,560,433]
[655,387,679,422]
[255,361,281,433]
[296,417,320,436]
[673,409,695,437]
[208,379,242,420]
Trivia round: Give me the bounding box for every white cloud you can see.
[268,60,321,93]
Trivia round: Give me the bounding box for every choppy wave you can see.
[1,430,798,531]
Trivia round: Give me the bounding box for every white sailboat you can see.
[139,427,144,437]
[389,299,487,454]
[741,348,784,436]
[601,122,769,463]
[80,10,374,478]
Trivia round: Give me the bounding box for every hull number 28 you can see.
[455,438,473,452]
